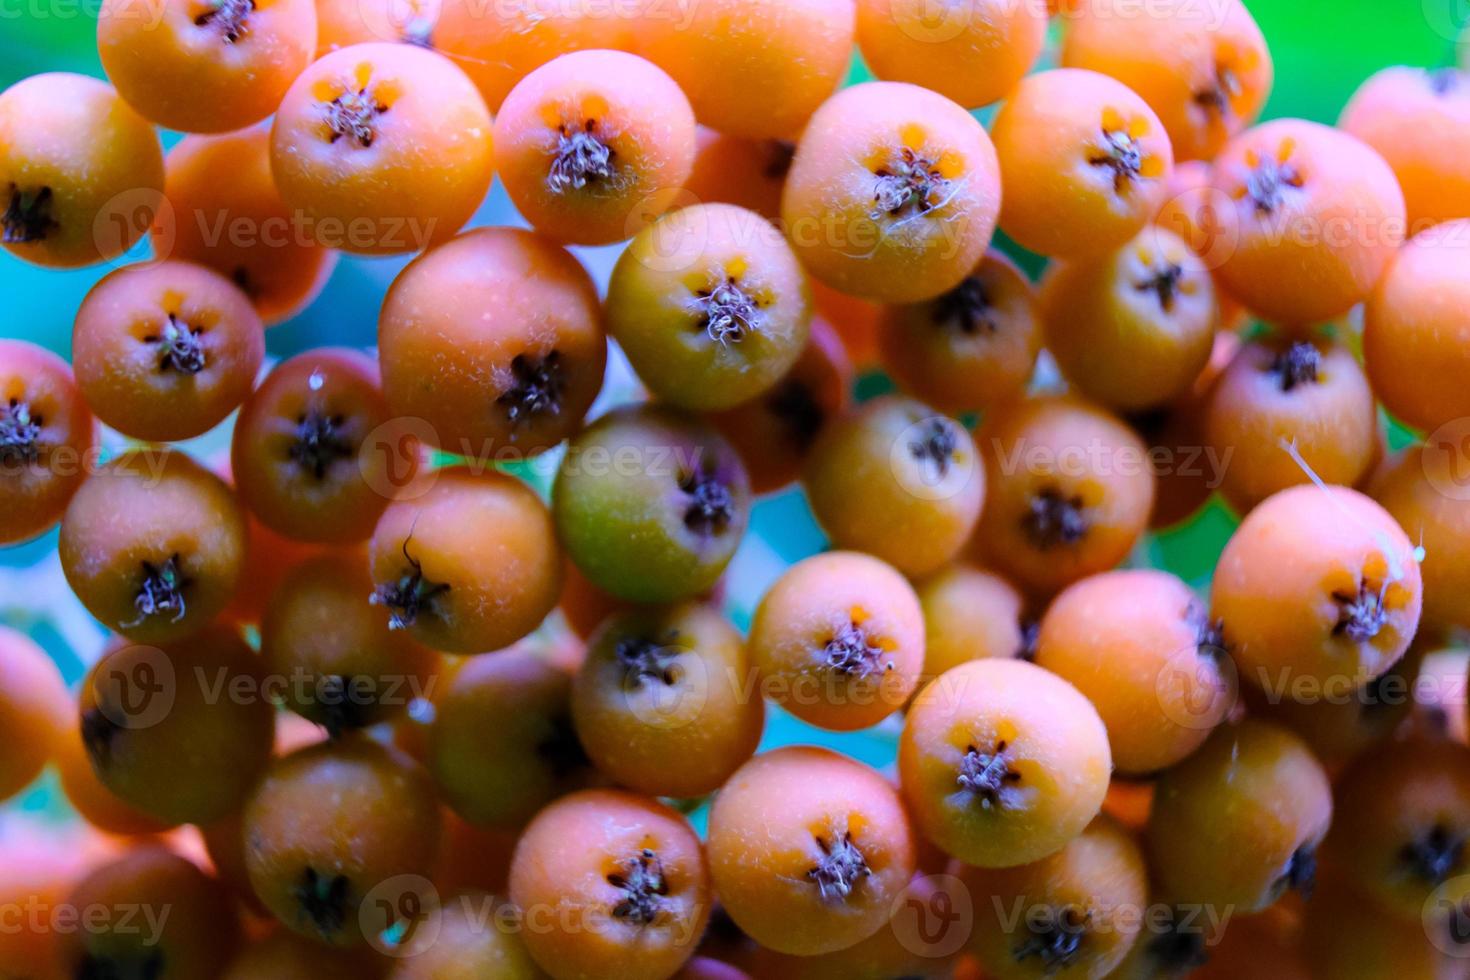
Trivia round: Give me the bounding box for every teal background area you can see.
[0,1,1463,818]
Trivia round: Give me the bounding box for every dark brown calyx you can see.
[608,849,669,924]
[3,184,56,244]
[822,620,893,678]
[1400,823,1466,884]
[1275,844,1317,899]
[78,951,165,980]
[294,867,351,939]
[537,711,590,777]
[1194,62,1242,115]
[80,706,121,767]
[1135,261,1186,312]
[908,416,959,480]
[807,832,870,902]
[766,379,825,451]
[1022,488,1088,550]
[1188,601,1229,658]
[370,541,449,630]
[1014,905,1088,973]
[498,351,565,427]
[549,119,614,192]
[765,140,797,180]
[289,409,352,480]
[1268,341,1320,392]
[680,467,734,537]
[932,276,995,335]
[873,147,949,217]
[0,397,42,465]
[325,88,388,148]
[144,313,205,374]
[1091,126,1146,192]
[194,0,254,42]
[957,741,1021,809]
[316,675,373,738]
[1245,152,1303,214]
[126,554,191,627]
[230,266,255,296]
[1332,579,1387,643]
[692,277,762,346]
[615,633,680,686]
[1145,908,1211,975]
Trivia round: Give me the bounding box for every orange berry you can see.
[992,69,1174,259]
[1206,119,1405,325]
[782,81,1002,303]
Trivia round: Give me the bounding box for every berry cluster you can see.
[2,0,1470,978]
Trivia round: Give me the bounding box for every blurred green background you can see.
[0,0,1463,811]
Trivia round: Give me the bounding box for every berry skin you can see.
[0,626,70,804]
[382,890,543,979]
[509,789,712,980]
[98,0,317,133]
[900,658,1112,868]
[972,395,1156,598]
[708,315,853,495]
[261,551,439,734]
[0,73,164,268]
[0,339,96,546]
[60,450,247,644]
[1363,219,1470,434]
[378,226,607,459]
[157,128,337,324]
[271,43,494,255]
[243,737,442,948]
[607,203,812,411]
[1040,226,1217,413]
[554,405,752,604]
[493,49,697,247]
[427,646,593,828]
[855,0,1048,110]
[961,816,1149,980]
[804,396,985,579]
[368,468,562,655]
[878,249,1042,416]
[749,551,925,732]
[233,347,411,546]
[1211,484,1422,697]
[79,624,276,826]
[1202,337,1378,515]
[1370,446,1470,633]
[707,746,917,956]
[1324,737,1470,920]
[1146,719,1333,913]
[991,69,1174,259]
[58,847,240,980]
[915,562,1033,679]
[1035,569,1233,775]
[1340,66,1470,231]
[223,931,388,979]
[72,259,265,443]
[1061,0,1273,162]
[684,127,793,222]
[781,81,1002,304]
[633,0,855,141]
[573,602,765,798]
[1206,118,1406,326]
